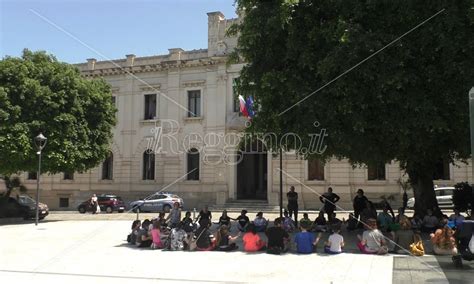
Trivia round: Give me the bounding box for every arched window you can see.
[143,151,155,180]
[187,148,200,180]
[101,153,113,180]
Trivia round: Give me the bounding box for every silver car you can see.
[130,192,184,213]
[407,186,454,209]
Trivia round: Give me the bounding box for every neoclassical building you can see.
[19,11,473,210]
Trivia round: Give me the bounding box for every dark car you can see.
[0,195,49,219]
[77,194,125,213]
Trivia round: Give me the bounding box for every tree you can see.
[230,0,474,215]
[0,50,116,196]
[453,182,474,215]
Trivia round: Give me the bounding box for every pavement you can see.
[0,211,472,283]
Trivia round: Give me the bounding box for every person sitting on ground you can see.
[449,209,465,229]
[136,219,153,248]
[324,224,344,254]
[422,209,439,233]
[329,213,342,227]
[236,210,250,232]
[361,200,377,223]
[282,210,295,233]
[194,219,216,251]
[253,212,268,232]
[430,219,458,255]
[198,205,212,224]
[127,220,141,244]
[345,213,359,231]
[313,211,327,232]
[394,216,416,254]
[166,202,182,228]
[170,222,187,251]
[157,212,168,228]
[377,208,394,232]
[299,213,313,230]
[215,225,240,251]
[411,214,423,232]
[295,223,321,254]
[182,211,196,233]
[357,218,388,255]
[243,223,267,252]
[218,210,231,227]
[395,207,408,224]
[266,217,290,254]
[151,220,164,249]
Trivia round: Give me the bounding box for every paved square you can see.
[0,219,454,283]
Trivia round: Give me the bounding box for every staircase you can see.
[210,199,280,212]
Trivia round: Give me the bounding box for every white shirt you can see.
[363,229,384,252]
[328,233,344,252]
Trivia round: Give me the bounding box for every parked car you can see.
[407,186,454,209]
[0,195,49,219]
[130,192,184,213]
[77,194,125,213]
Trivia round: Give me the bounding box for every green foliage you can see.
[231,0,474,213]
[0,49,116,175]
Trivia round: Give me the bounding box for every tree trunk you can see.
[406,161,438,217]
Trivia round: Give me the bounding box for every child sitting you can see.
[136,219,153,248]
[215,225,240,251]
[299,213,313,230]
[127,220,141,244]
[313,211,327,232]
[243,223,266,252]
[324,224,344,254]
[345,213,358,231]
[357,218,388,255]
[170,222,187,251]
[151,220,164,249]
[430,221,458,255]
[236,210,250,232]
[295,223,320,254]
[282,210,295,233]
[218,210,232,227]
[253,212,268,232]
[182,211,196,233]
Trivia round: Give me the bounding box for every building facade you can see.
[18,11,473,210]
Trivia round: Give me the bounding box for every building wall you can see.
[15,11,474,211]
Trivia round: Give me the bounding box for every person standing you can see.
[353,189,368,220]
[287,186,299,226]
[91,194,99,214]
[319,187,340,222]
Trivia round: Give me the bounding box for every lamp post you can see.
[469,87,474,184]
[34,133,47,226]
[279,147,283,218]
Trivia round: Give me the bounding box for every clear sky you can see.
[0,0,237,63]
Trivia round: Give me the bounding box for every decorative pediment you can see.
[139,84,161,92]
[182,80,206,88]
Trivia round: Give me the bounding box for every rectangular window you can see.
[63,172,74,180]
[102,154,113,180]
[143,152,155,180]
[187,149,200,180]
[144,94,157,120]
[59,198,69,208]
[27,172,37,180]
[308,158,325,181]
[187,90,201,117]
[433,159,450,180]
[368,162,386,180]
[232,79,240,113]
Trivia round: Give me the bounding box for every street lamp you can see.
[34,133,47,226]
[469,87,474,184]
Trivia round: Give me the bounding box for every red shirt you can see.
[243,232,264,252]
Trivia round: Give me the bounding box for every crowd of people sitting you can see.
[126,199,473,258]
